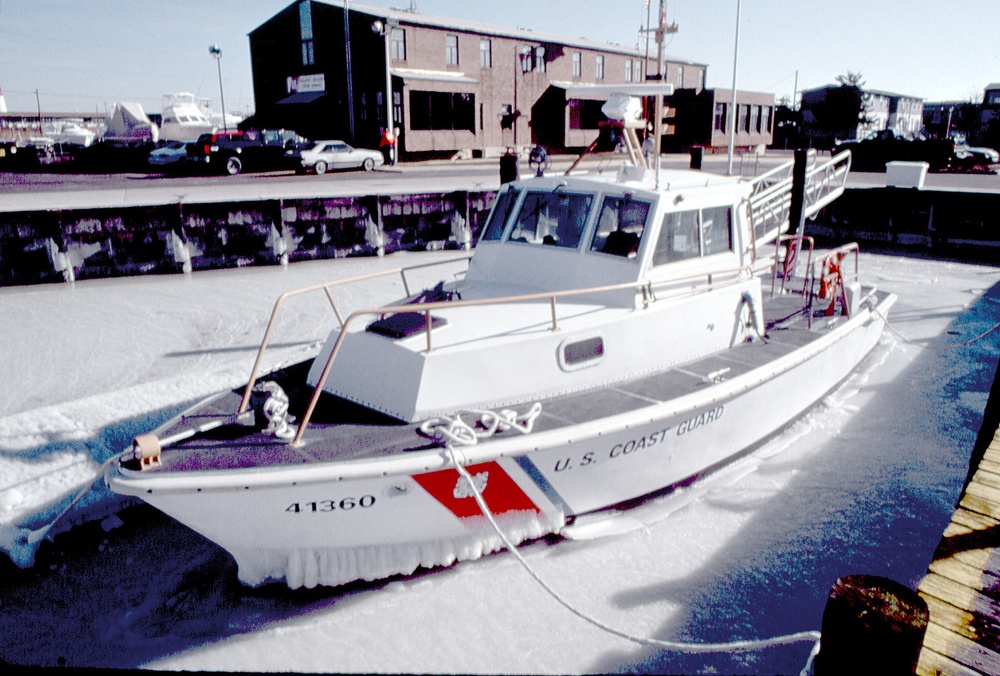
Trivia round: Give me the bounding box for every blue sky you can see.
[1,0,997,116]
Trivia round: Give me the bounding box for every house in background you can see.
[662,87,774,153]
[247,0,720,159]
[800,85,923,148]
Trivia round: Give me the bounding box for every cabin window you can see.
[559,335,605,371]
[508,190,593,248]
[589,196,650,258]
[481,188,520,241]
[701,206,732,255]
[653,206,733,266]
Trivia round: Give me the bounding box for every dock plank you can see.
[928,556,1000,595]
[916,413,1000,674]
[919,594,1000,648]
[921,621,1000,675]
[919,573,1000,628]
[917,645,991,676]
[960,488,1000,522]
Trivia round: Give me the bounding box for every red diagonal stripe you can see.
[413,461,539,518]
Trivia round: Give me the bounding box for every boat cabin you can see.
[306,167,765,424]
[465,168,755,306]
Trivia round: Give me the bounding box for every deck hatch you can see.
[366,312,447,339]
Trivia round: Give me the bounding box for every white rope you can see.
[419,402,543,446]
[872,303,1000,350]
[426,405,821,674]
[16,455,118,550]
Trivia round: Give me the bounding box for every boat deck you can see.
[151,288,882,474]
[916,418,1000,675]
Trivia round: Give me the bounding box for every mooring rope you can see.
[872,302,1000,350]
[15,455,118,551]
[423,406,821,675]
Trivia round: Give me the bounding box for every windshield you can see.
[508,190,593,249]
[480,188,520,242]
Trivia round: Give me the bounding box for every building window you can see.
[596,55,605,80]
[409,91,475,131]
[751,105,760,133]
[520,46,533,73]
[480,38,492,68]
[445,34,459,66]
[535,46,546,73]
[633,60,643,82]
[739,104,750,132]
[625,60,632,82]
[698,69,705,90]
[572,52,582,77]
[391,28,406,61]
[299,1,314,66]
[299,1,313,40]
[714,102,727,132]
[569,99,605,129]
[761,105,771,134]
[393,91,403,131]
[677,65,684,88]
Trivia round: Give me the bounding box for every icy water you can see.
[1,251,998,673]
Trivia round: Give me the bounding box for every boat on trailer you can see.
[106,103,893,589]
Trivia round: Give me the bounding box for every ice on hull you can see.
[230,511,564,588]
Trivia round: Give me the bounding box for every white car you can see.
[298,140,384,174]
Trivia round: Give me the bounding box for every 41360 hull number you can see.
[285,495,376,513]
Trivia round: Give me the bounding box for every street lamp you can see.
[209,44,228,133]
[372,17,397,164]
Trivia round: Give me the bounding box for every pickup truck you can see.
[187,129,307,175]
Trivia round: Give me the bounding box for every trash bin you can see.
[500,152,519,184]
[690,146,703,170]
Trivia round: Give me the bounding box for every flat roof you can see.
[311,0,707,67]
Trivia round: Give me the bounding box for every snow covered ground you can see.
[1,250,998,673]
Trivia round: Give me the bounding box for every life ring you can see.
[819,253,845,316]
[819,253,842,299]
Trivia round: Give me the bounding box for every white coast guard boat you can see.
[106,105,893,588]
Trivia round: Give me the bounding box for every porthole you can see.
[558,334,605,372]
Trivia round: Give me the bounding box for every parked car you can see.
[951,144,1000,173]
[837,130,955,172]
[148,140,192,169]
[188,129,307,175]
[297,140,383,174]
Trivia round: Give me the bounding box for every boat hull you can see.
[107,292,895,588]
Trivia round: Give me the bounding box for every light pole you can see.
[726,0,741,176]
[372,17,396,164]
[209,44,227,133]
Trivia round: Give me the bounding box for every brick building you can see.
[662,87,775,153]
[247,1,709,158]
[800,85,923,148]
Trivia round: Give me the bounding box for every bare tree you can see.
[835,71,866,88]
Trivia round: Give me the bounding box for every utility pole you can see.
[726,0,742,176]
[344,0,356,142]
[649,0,677,186]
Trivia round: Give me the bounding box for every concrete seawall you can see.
[0,189,494,285]
[2,171,999,286]
[808,186,1000,262]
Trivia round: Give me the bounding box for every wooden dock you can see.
[917,422,1000,675]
